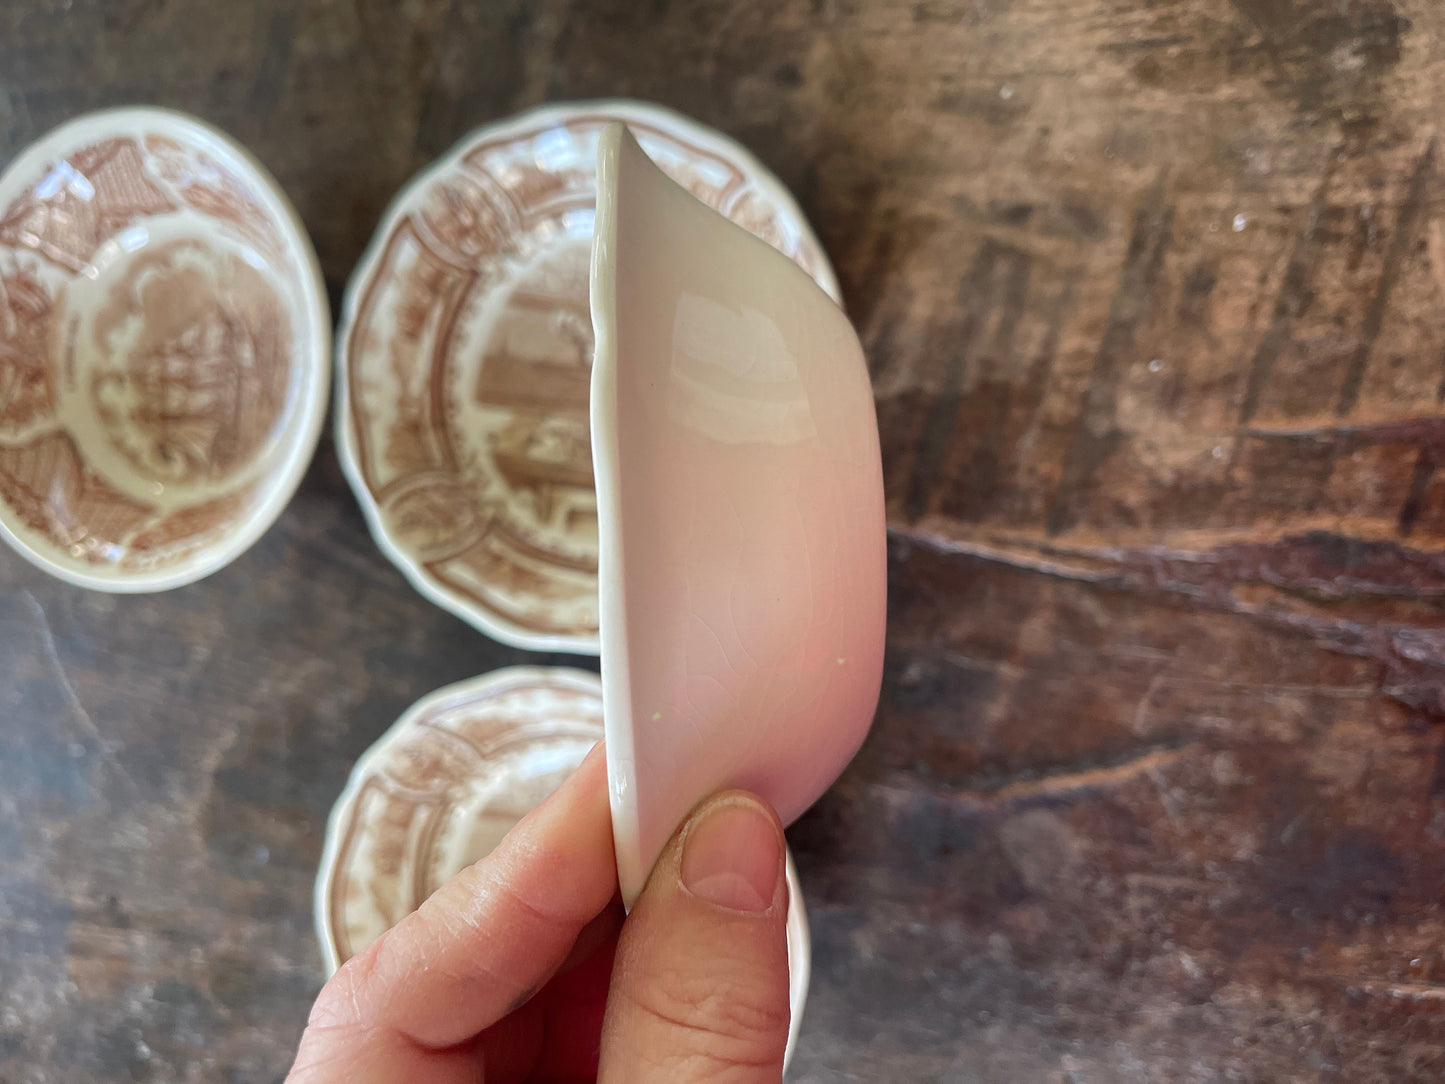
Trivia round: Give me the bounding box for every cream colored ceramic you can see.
[314,666,811,1065]
[336,100,839,653]
[590,125,887,908]
[0,107,329,590]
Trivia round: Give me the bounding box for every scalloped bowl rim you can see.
[0,105,331,592]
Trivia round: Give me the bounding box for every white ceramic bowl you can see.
[0,107,329,590]
[591,124,887,907]
[314,666,812,1064]
[335,100,839,652]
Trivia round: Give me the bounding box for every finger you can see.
[557,894,624,975]
[482,901,623,1084]
[287,1030,483,1084]
[530,917,621,1082]
[290,743,616,1080]
[599,791,791,1082]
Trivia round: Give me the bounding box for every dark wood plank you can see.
[2,0,1444,1080]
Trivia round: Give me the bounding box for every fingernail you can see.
[680,795,781,913]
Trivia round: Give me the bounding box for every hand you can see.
[288,745,793,1082]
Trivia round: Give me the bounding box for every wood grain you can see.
[2,0,1444,1080]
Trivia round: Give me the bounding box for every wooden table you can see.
[3,1,1444,1080]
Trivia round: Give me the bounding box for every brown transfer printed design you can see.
[0,267,56,434]
[344,111,835,644]
[86,239,291,485]
[0,138,175,273]
[0,431,152,548]
[322,673,604,965]
[143,133,287,262]
[0,128,300,575]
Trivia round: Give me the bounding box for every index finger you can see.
[305,744,617,1049]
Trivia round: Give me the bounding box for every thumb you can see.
[599,791,792,1082]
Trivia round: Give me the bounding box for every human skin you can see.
[288,745,792,1083]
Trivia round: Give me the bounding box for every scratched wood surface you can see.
[3,1,1445,1081]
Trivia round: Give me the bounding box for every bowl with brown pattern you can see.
[314,666,813,1064]
[335,100,838,652]
[0,107,330,590]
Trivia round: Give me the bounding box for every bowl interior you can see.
[0,107,329,590]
